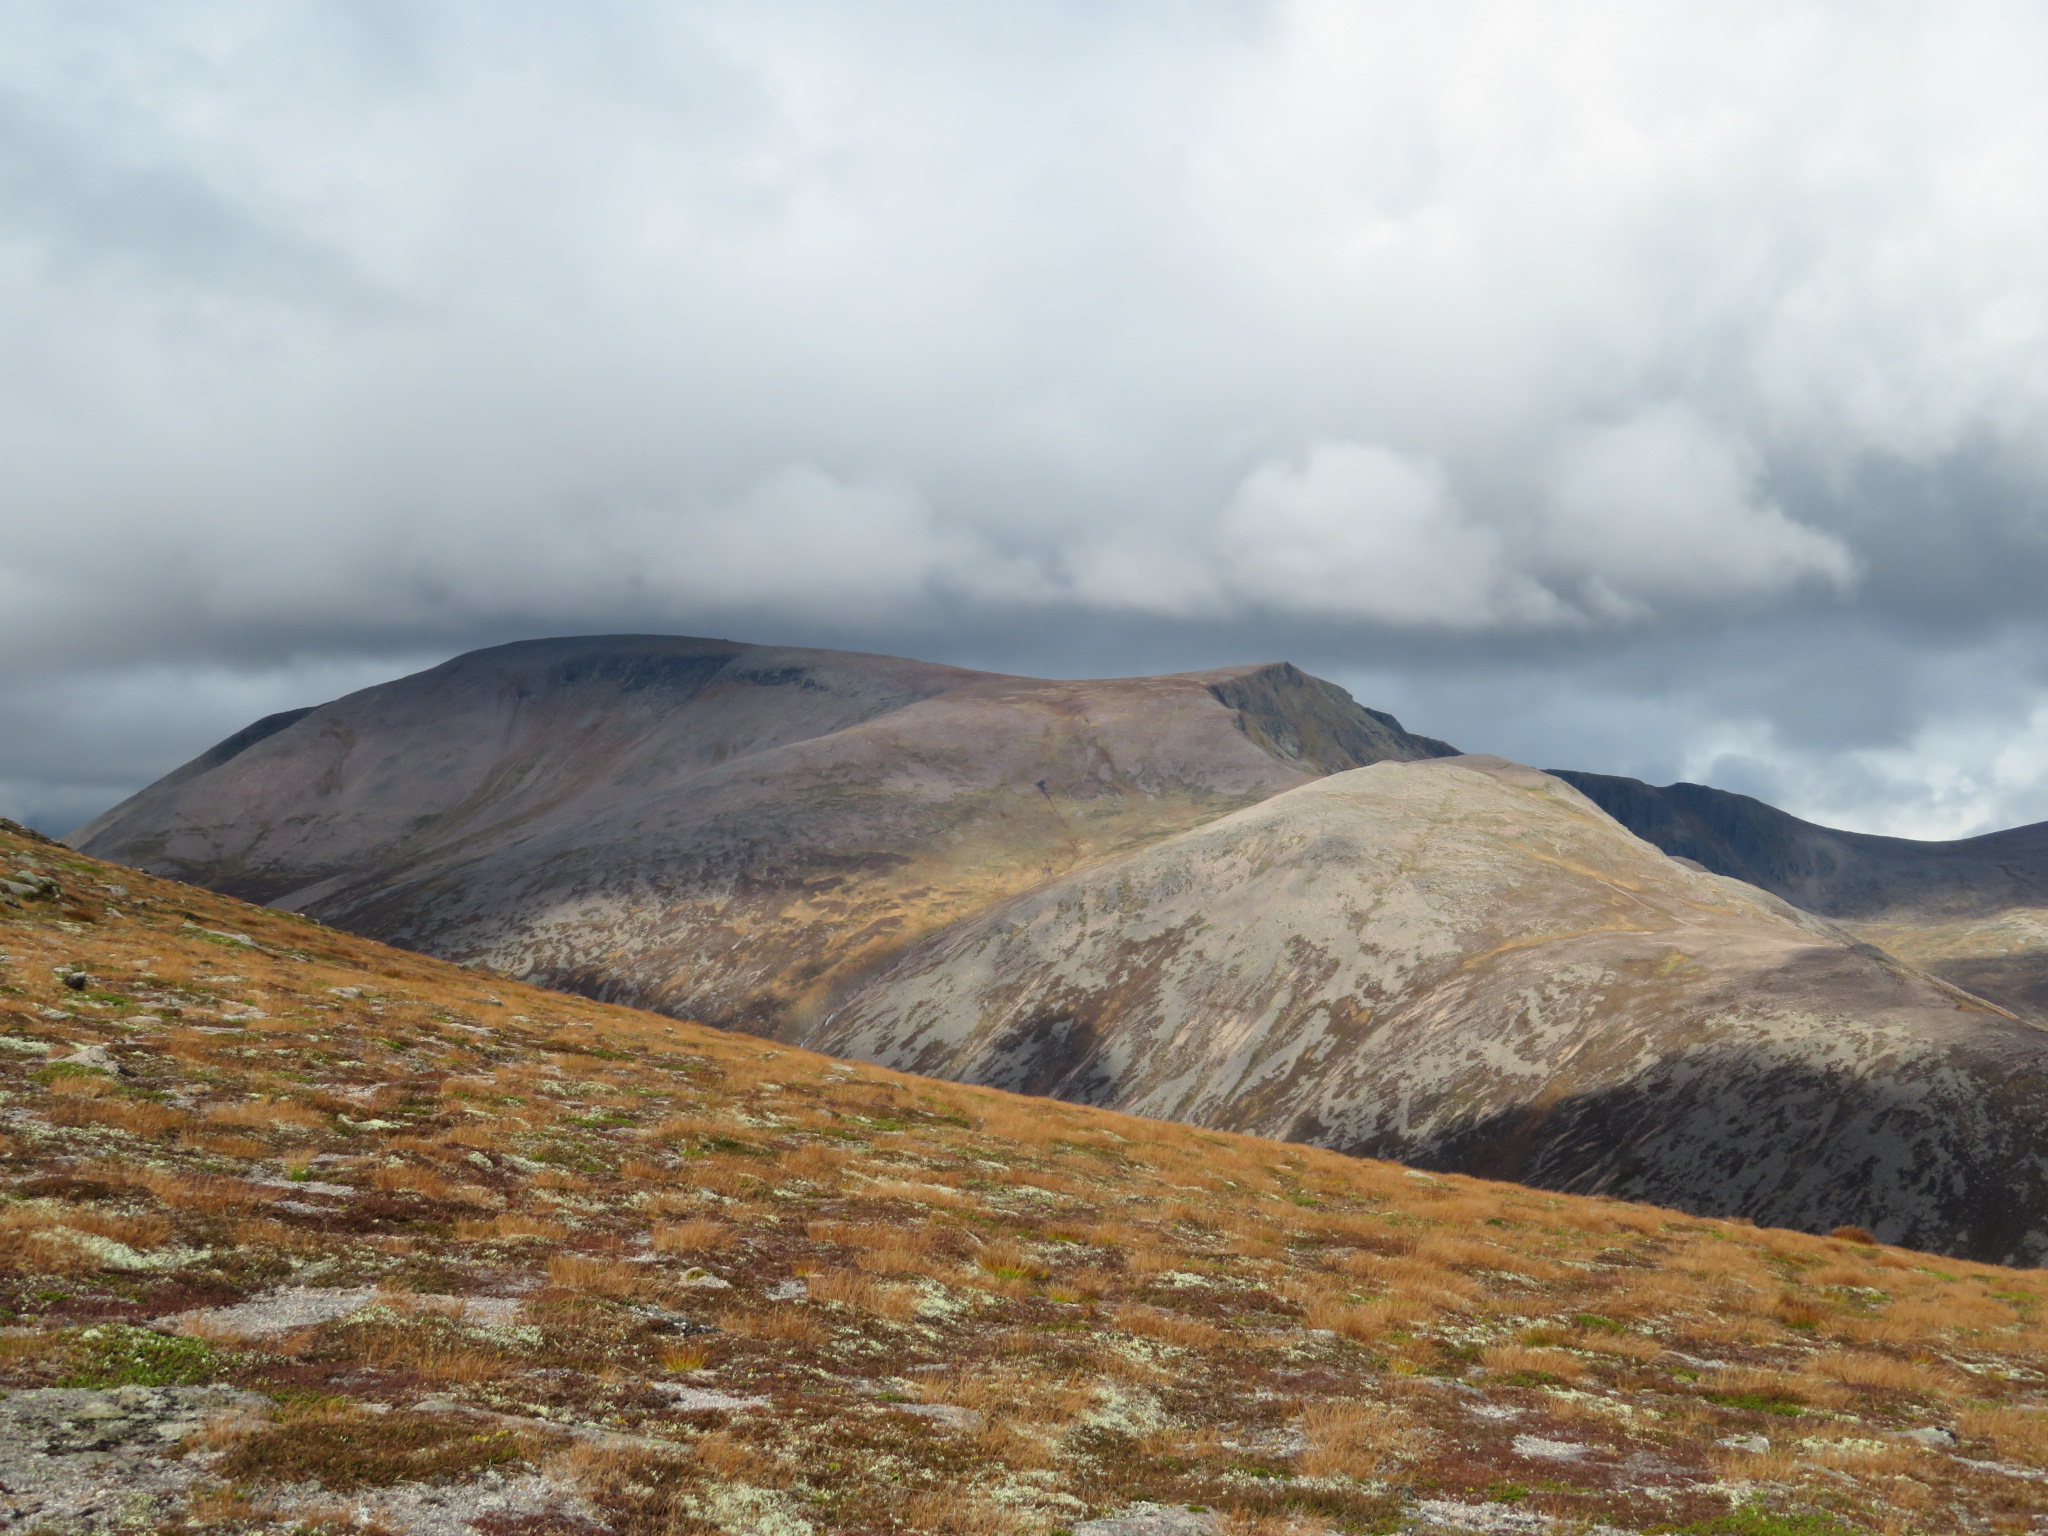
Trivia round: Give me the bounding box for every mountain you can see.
[818,755,2048,1264]
[1552,769,2048,1018]
[1547,769,2048,919]
[72,635,1456,1033]
[3,815,2044,1536]
[70,635,2048,1260]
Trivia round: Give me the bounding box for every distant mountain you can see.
[819,756,2048,1262]
[1551,769,2048,1018]
[72,635,1456,1032]
[73,635,2048,1258]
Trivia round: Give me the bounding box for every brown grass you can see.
[898,1488,1029,1536]
[454,1212,571,1242]
[8,820,2048,1536]
[651,1219,734,1254]
[1112,1303,1227,1350]
[1298,1398,1422,1479]
[718,1308,828,1346]
[1958,1404,2048,1467]
[44,1098,189,1135]
[779,1143,847,1182]
[1804,1350,1957,1397]
[206,1096,328,1131]
[1479,1342,1590,1381]
[546,1254,647,1298]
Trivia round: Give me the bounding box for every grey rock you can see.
[1897,1425,1959,1449]
[1073,1504,1220,1536]
[654,1384,771,1412]
[164,1284,382,1338]
[891,1402,980,1430]
[0,1385,265,1532]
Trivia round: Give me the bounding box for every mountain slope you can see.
[1551,769,2048,1020]
[72,635,1456,1032]
[3,817,2046,1536]
[1548,769,2048,921]
[817,757,2048,1264]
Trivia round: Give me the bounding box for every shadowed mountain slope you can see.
[1548,769,2048,920]
[1550,769,2048,1020]
[817,757,2048,1264]
[71,635,1456,1032]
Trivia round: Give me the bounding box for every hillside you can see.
[5,817,2048,1535]
[818,756,2048,1266]
[71,635,1456,1033]
[1549,771,2048,1025]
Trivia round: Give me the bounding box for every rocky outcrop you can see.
[815,757,2048,1262]
[71,634,1456,1032]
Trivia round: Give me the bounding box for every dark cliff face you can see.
[70,634,1457,1032]
[1549,769,2048,921]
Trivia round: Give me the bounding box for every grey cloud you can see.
[4,0,2048,837]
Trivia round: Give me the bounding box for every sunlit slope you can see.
[72,635,1454,1033]
[820,757,2048,1264]
[4,817,2047,1535]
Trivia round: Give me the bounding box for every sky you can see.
[7,0,2048,840]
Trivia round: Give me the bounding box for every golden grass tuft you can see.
[545,1253,647,1298]
[1112,1303,1227,1350]
[1298,1397,1423,1479]
[206,1096,327,1132]
[651,1218,734,1254]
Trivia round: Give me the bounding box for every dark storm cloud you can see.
[5,0,2048,837]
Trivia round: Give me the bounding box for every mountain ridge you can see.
[72,635,1458,1034]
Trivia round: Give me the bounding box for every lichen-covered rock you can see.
[0,1384,263,1531]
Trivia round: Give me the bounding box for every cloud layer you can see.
[5,0,2048,836]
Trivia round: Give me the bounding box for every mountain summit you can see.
[73,635,1455,1031]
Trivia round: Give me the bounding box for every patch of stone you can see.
[168,1284,382,1338]
[258,1467,601,1536]
[403,1294,526,1327]
[1219,1424,1309,1457]
[55,1043,123,1074]
[889,1402,980,1430]
[1956,1455,2048,1481]
[1405,1499,1638,1534]
[1894,1424,1958,1448]
[39,1228,203,1273]
[0,1384,265,1532]
[1072,1503,1220,1536]
[652,1384,771,1412]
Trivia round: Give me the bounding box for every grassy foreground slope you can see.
[0,819,2044,1536]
